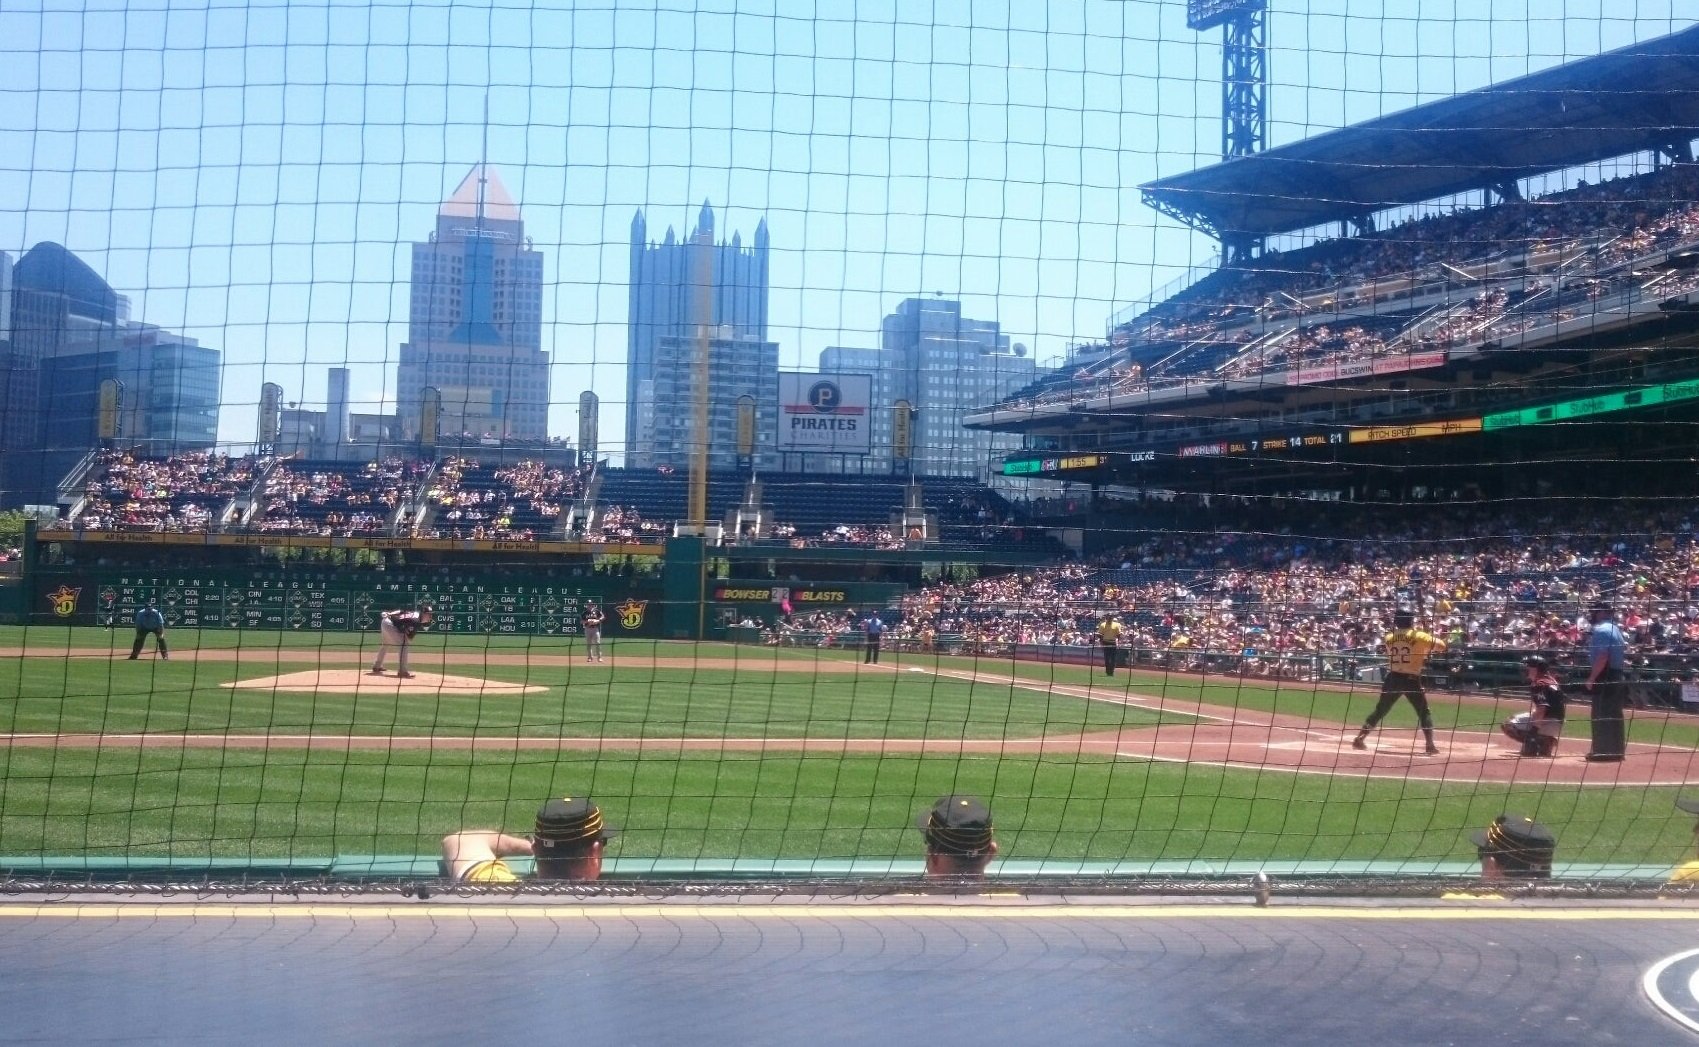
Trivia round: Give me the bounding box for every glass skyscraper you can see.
[1,242,220,505]
[626,202,769,465]
[398,165,548,443]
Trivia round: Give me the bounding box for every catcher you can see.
[368,602,434,679]
[1500,654,1565,758]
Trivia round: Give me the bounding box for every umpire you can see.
[128,599,169,661]
[1582,600,1628,762]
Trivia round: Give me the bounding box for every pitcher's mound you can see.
[225,670,546,696]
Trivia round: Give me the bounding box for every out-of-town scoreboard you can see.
[38,569,660,636]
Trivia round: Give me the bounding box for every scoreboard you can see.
[37,570,659,637]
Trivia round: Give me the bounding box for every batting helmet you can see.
[1392,607,1415,629]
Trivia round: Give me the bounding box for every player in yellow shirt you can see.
[1351,608,1447,755]
[1097,613,1124,676]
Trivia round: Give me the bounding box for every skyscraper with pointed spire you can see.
[626,201,770,465]
[398,164,547,443]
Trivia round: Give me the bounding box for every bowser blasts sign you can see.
[778,373,872,454]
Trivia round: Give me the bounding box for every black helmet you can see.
[1522,654,1549,670]
[1392,607,1415,628]
[1587,600,1612,617]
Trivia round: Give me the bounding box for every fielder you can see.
[368,603,433,678]
[583,602,605,663]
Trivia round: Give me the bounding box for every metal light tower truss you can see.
[1188,0,1267,160]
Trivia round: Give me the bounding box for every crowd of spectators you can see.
[493,461,585,523]
[802,524,906,549]
[71,451,264,532]
[1001,165,1699,412]
[255,458,426,536]
[763,610,861,646]
[421,458,591,540]
[888,501,1699,682]
[577,504,668,542]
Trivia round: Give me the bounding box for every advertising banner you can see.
[578,390,599,461]
[778,373,872,454]
[892,399,913,460]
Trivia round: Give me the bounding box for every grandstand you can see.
[972,27,1699,513]
[47,449,1042,551]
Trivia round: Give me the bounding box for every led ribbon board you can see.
[1481,378,1699,431]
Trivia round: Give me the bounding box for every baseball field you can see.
[3,624,1698,872]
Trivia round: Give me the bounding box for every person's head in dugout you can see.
[917,795,997,879]
[1471,813,1556,880]
[531,796,613,880]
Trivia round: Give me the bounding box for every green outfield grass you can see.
[1,747,1693,867]
[0,639,1177,739]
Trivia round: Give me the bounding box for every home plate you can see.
[224,670,546,696]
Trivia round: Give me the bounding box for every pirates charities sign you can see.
[777,373,872,454]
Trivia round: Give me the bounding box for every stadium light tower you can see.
[1188,0,1268,159]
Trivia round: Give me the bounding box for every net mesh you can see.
[2,1,1699,895]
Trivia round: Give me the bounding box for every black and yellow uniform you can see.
[460,858,521,883]
[1097,616,1123,676]
[1353,626,1447,754]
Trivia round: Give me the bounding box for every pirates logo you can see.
[806,380,842,412]
[46,586,81,618]
[614,598,648,630]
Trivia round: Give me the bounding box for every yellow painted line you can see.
[2,903,1699,921]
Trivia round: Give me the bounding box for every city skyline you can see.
[0,1,1688,451]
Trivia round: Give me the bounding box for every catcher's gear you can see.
[1501,711,1555,756]
[1501,711,1537,744]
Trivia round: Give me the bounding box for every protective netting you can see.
[4,2,1699,893]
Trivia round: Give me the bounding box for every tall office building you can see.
[645,329,780,470]
[856,298,1034,479]
[2,242,123,456]
[39,324,221,455]
[627,202,769,464]
[0,250,13,347]
[1,242,219,505]
[397,165,547,443]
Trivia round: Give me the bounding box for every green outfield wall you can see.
[23,531,916,640]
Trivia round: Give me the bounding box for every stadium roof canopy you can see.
[1140,23,1699,242]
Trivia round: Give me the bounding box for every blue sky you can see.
[0,0,1689,449]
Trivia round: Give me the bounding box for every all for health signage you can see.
[778,373,872,453]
